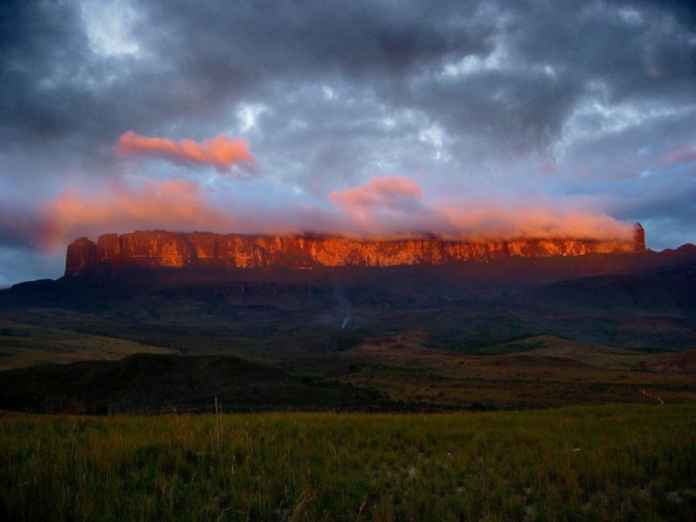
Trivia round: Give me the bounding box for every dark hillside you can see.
[0,354,386,414]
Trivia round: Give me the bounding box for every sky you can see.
[1,0,696,285]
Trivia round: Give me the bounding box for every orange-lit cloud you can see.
[440,204,633,240]
[330,176,632,240]
[115,131,254,172]
[330,176,424,222]
[31,174,633,251]
[42,180,235,247]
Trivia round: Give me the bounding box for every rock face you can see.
[634,223,646,252]
[65,238,97,276]
[64,226,646,277]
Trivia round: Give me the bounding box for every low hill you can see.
[0,319,176,370]
[0,354,386,414]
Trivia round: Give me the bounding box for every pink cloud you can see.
[663,144,696,166]
[329,176,632,240]
[33,173,633,250]
[115,131,254,172]
[330,176,424,221]
[541,161,558,174]
[42,180,236,247]
[440,203,633,240]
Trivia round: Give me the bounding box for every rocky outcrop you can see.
[634,223,646,252]
[65,238,97,276]
[64,226,647,277]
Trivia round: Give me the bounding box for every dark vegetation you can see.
[0,354,389,414]
[2,405,696,521]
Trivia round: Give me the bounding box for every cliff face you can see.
[64,226,646,277]
[65,238,97,276]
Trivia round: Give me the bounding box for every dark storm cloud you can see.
[511,1,696,102]
[0,0,493,151]
[140,0,493,78]
[0,206,51,250]
[0,0,146,176]
[2,0,694,159]
[0,0,88,144]
[142,0,695,169]
[0,0,495,180]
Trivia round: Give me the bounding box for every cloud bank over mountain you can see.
[1,0,695,283]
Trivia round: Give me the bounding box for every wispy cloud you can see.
[42,180,235,246]
[115,131,254,173]
[330,176,633,240]
[663,144,696,167]
[330,176,424,221]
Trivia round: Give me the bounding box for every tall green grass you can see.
[1,405,695,521]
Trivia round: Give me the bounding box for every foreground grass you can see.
[1,405,695,521]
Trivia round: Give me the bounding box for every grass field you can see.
[0,319,177,371]
[1,405,695,521]
[339,332,696,408]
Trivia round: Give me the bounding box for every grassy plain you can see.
[339,332,696,408]
[1,404,696,521]
[0,319,176,371]
[2,314,696,412]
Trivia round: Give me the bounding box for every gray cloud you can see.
[3,0,694,160]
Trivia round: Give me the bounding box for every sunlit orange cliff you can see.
[64,225,646,277]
